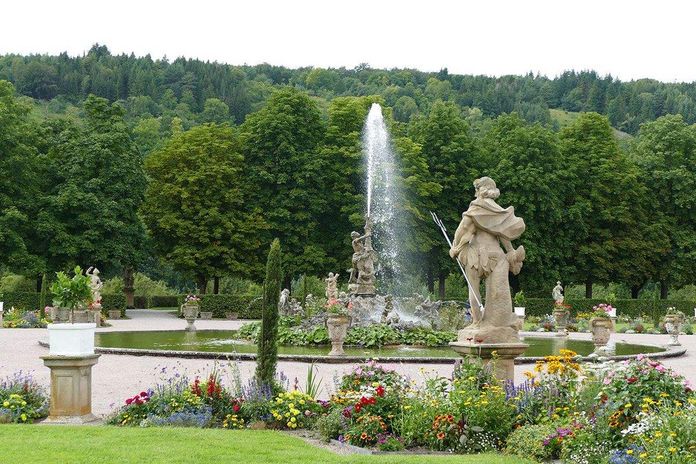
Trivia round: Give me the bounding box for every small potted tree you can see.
[325,298,351,356]
[47,266,96,356]
[590,303,614,351]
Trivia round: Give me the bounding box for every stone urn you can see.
[553,307,570,335]
[514,307,526,329]
[71,310,91,323]
[664,313,684,346]
[182,303,199,332]
[326,314,351,356]
[50,307,71,322]
[225,312,239,320]
[591,317,613,350]
[107,309,121,319]
[200,311,213,320]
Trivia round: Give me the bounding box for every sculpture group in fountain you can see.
[449,177,526,344]
[348,218,377,296]
[278,288,303,317]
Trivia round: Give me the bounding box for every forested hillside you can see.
[2,44,696,133]
[2,44,696,300]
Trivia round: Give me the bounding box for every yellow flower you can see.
[640,453,647,459]
[2,401,8,407]
[626,450,633,455]
[624,403,632,408]
[669,447,677,453]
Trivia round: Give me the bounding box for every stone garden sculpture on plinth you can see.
[447,177,528,380]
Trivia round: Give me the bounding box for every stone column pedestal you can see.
[449,342,528,382]
[41,354,100,424]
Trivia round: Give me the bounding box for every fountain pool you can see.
[95,330,666,363]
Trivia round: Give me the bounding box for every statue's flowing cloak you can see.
[451,198,525,274]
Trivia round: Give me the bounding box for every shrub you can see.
[269,390,324,429]
[1,292,40,311]
[339,361,405,390]
[316,408,347,442]
[525,297,695,321]
[101,293,127,317]
[0,372,49,423]
[199,294,257,318]
[2,308,47,328]
[598,356,692,434]
[150,294,182,308]
[505,423,557,461]
[133,296,149,308]
[628,404,696,464]
[345,414,387,447]
[256,239,282,386]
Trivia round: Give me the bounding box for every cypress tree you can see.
[255,239,282,386]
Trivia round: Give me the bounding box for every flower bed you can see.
[0,372,48,423]
[105,355,695,461]
[1,308,48,328]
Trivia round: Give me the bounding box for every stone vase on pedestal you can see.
[43,322,100,423]
[591,317,613,352]
[553,308,570,336]
[182,304,199,332]
[326,314,351,356]
[450,342,528,381]
[664,314,684,346]
[107,309,121,320]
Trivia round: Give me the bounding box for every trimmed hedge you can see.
[102,293,127,317]
[0,292,41,311]
[133,296,149,309]
[199,294,261,319]
[525,297,696,322]
[149,295,182,308]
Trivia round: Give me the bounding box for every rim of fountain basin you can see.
[39,331,685,364]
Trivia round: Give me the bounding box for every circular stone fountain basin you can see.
[94,330,676,364]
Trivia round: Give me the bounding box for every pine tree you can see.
[255,239,282,386]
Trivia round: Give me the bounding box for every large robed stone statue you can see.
[449,177,527,379]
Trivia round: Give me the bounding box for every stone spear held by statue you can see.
[430,211,483,310]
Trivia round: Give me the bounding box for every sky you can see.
[1,0,694,82]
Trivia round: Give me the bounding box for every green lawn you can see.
[1,425,532,464]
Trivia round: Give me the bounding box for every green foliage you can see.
[0,274,34,293]
[50,265,92,311]
[199,294,260,319]
[316,408,348,442]
[149,295,182,308]
[504,423,557,461]
[256,239,282,385]
[242,88,327,279]
[0,292,40,311]
[101,294,127,317]
[38,95,148,273]
[142,123,265,290]
[102,273,177,297]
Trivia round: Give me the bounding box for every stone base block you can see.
[41,414,102,425]
[450,341,528,382]
[41,354,100,421]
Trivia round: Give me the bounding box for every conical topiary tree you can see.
[255,239,282,386]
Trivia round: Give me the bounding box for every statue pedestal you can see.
[41,354,100,424]
[449,341,527,382]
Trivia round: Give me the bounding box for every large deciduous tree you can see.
[241,87,326,285]
[559,113,662,297]
[0,81,42,274]
[142,123,265,292]
[409,101,478,296]
[38,95,148,284]
[631,115,696,297]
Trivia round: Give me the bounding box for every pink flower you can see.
[654,364,666,373]
[603,377,612,385]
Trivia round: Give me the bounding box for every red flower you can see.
[125,398,133,405]
[376,386,385,397]
[139,391,148,397]
[354,404,362,413]
[233,403,241,413]
[626,376,638,384]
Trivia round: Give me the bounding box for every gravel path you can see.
[1,310,694,418]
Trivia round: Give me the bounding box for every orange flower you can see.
[437,432,445,440]
[360,432,368,440]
